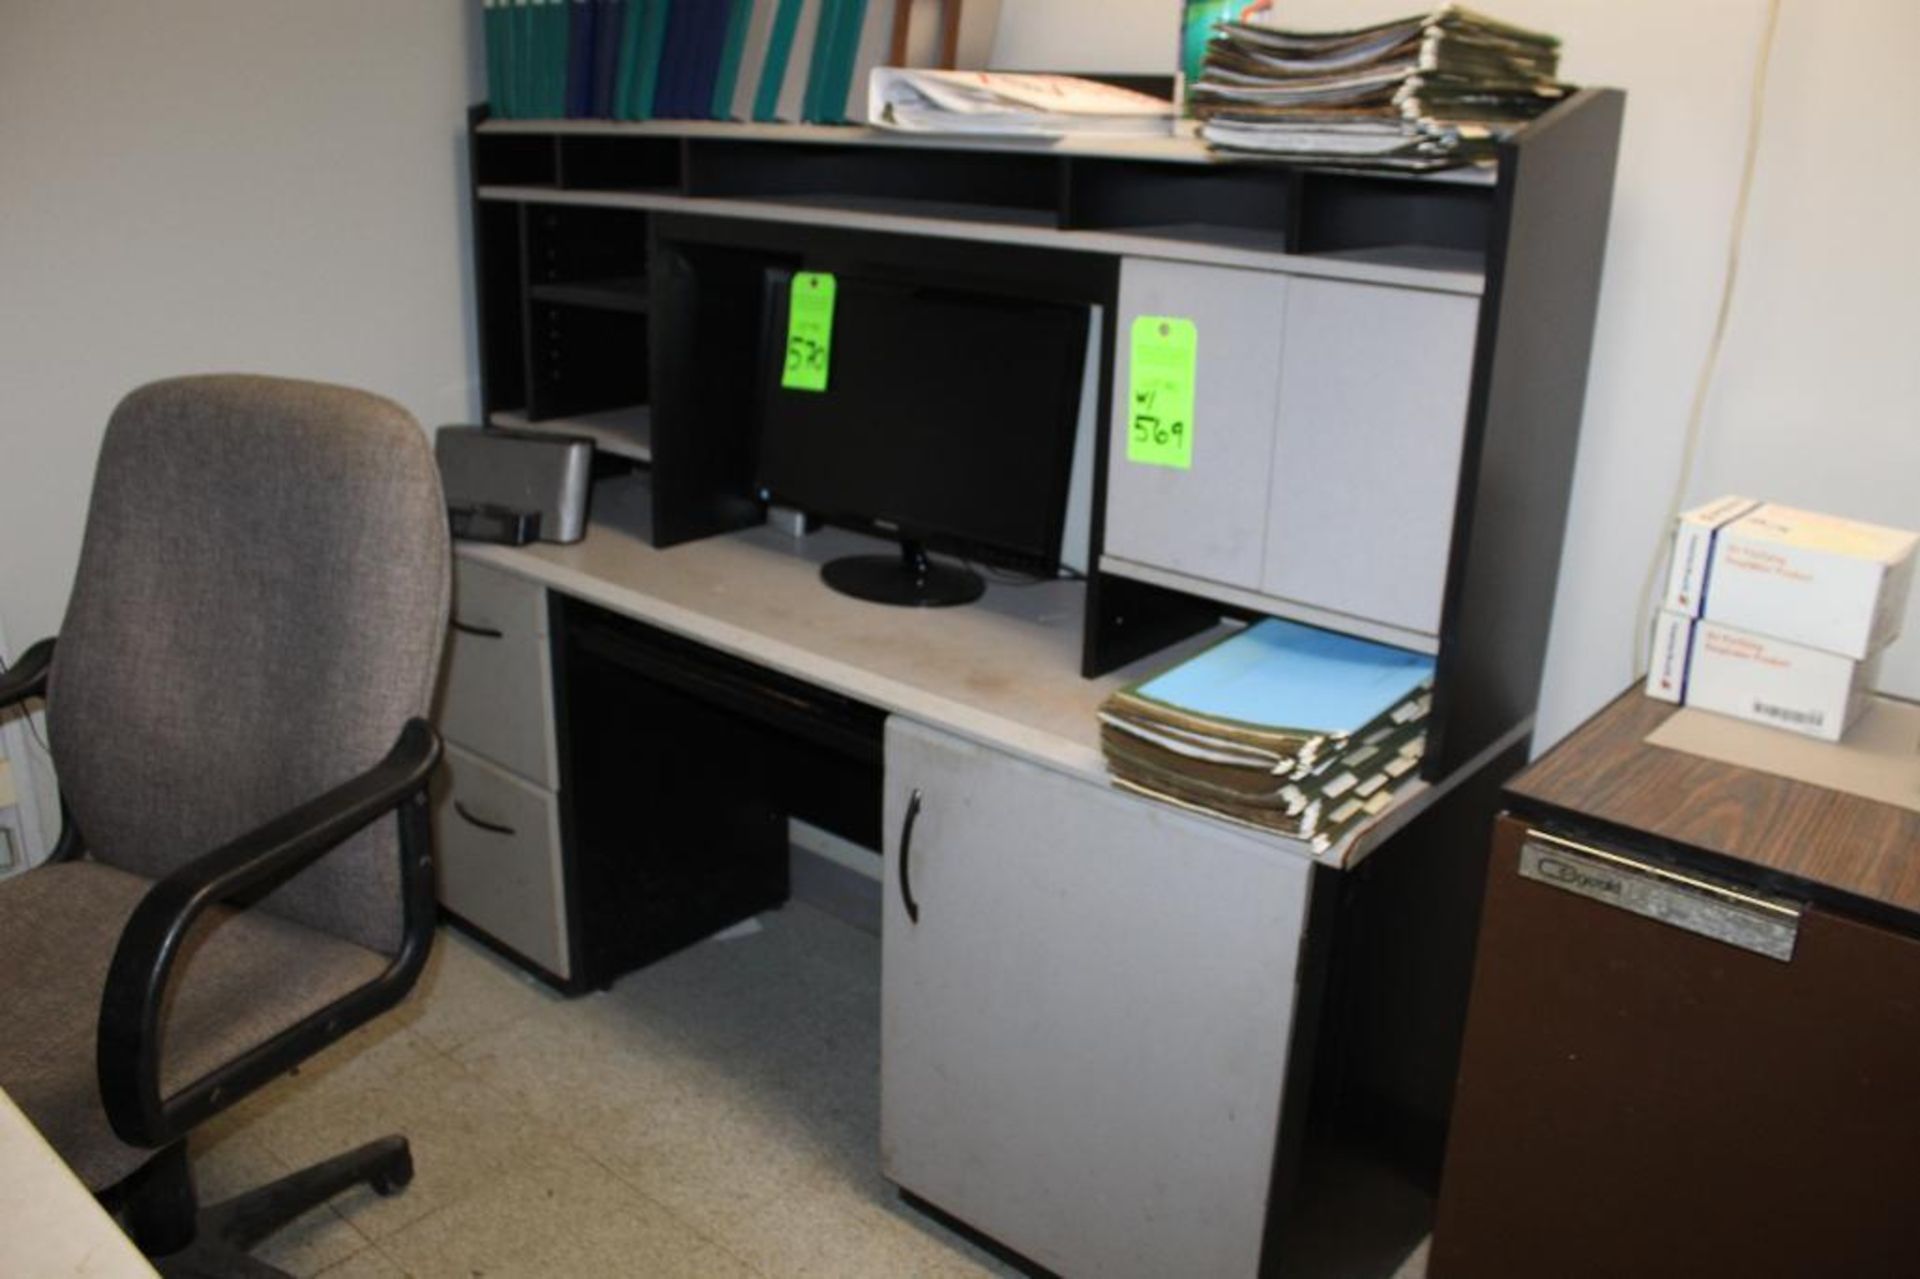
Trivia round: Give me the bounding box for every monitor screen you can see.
[754,271,1090,586]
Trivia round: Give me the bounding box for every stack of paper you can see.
[1190,5,1568,169]
[868,70,1175,136]
[1100,618,1434,851]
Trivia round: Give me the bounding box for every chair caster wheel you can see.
[369,1147,414,1197]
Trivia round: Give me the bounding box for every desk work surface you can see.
[458,474,1443,868]
[1508,689,1920,918]
[1,1088,155,1277]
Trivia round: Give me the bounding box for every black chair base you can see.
[108,1134,414,1277]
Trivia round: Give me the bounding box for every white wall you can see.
[0,0,485,650]
[996,0,1918,748]
[1684,0,1920,696]
[992,2,1182,73]
[0,0,485,849]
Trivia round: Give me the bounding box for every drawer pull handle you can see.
[454,801,516,837]
[899,788,922,924]
[451,619,505,639]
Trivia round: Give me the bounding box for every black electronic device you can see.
[435,424,593,544]
[754,270,1090,608]
[448,502,542,546]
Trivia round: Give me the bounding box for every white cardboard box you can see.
[1662,496,1918,659]
[1646,609,1880,742]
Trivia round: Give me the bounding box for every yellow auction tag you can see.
[782,272,836,392]
[1127,316,1196,469]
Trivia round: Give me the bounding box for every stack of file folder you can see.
[1189,5,1569,170]
[868,70,1174,136]
[483,0,902,124]
[1100,618,1434,852]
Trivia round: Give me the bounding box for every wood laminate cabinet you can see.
[1434,692,1920,1277]
[880,717,1312,1279]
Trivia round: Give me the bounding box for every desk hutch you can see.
[435,93,1623,1278]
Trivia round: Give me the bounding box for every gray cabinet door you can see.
[1103,258,1289,591]
[880,718,1312,1279]
[1261,278,1478,636]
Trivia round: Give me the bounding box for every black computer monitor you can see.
[754,270,1090,607]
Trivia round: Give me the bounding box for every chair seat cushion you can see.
[0,860,387,1191]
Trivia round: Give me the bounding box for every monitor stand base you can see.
[821,540,985,608]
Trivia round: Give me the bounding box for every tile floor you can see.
[195,904,1431,1278]
[197,906,1018,1278]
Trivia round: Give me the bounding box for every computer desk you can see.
[432,471,1522,1278]
[1,1085,156,1277]
[446,89,1627,1275]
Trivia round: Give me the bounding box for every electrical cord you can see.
[1630,0,1783,676]
[961,553,1086,588]
[0,653,53,755]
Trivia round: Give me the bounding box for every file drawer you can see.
[439,557,557,787]
[432,742,570,980]
[1435,815,1920,1277]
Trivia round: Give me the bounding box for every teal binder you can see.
[612,0,649,118]
[511,0,536,119]
[533,0,569,118]
[818,0,869,122]
[752,0,805,121]
[620,0,672,118]
[799,0,843,123]
[549,0,575,116]
[728,0,780,120]
[709,0,756,119]
[484,0,511,117]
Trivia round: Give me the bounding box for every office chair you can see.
[0,375,450,1274]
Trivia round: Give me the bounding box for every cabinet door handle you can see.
[898,788,922,924]
[454,800,516,837]
[451,618,505,639]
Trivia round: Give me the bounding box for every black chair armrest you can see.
[0,637,54,710]
[0,638,81,863]
[97,718,443,1149]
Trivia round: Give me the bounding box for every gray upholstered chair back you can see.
[45,376,449,955]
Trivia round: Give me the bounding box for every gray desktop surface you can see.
[456,472,1474,870]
